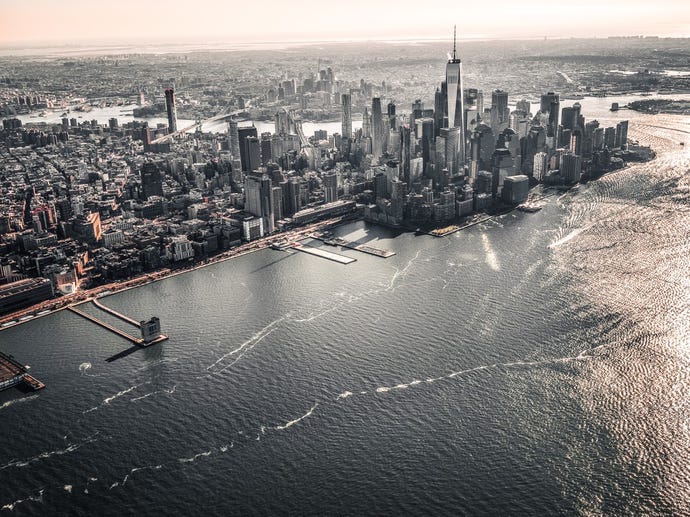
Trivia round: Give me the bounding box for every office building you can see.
[341,93,352,140]
[540,92,560,140]
[227,119,243,177]
[164,88,177,133]
[445,27,465,165]
[244,174,275,233]
[561,153,583,183]
[238,126,258,171]
[490,89,509,129]
[371,97,385,160]
[141,162,164,199]
[502,175,529,204]
[323,173,338,203]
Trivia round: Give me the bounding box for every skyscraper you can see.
[445,26,465,165]
[245,136,261,172]
[540,92,560,140]
[341,93,352,140]
[490,89,509,129]
[323,173,338,203]
[244,174,275,233]
[371,97,385,160]
[615,120,629,149]
[387,102,397,130]
[227,119,243,178]
[164,88,177,133]
[446,28,463,130]
[238,126,258,171]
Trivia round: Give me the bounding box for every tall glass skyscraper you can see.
[445,27,465,166]
[164,88,177,133]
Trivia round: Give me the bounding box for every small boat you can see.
[680,142,685,146]
[517,203,543,213]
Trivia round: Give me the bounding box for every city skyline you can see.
[1,0,690,46]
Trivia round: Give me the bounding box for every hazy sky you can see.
[1,0,689,45]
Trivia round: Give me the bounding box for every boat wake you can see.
[1,489,44,512]
[0,394,39,411]
[206,318,284,373]
[130,385,177,402]
[83,382,151,413]
[0,432,100,472]
[274,403,318,430]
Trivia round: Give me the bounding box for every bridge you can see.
[150,109,246,144]
[284,109,315,167]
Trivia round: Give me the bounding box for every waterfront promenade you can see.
[0,215,350,331]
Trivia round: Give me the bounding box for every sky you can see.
[1,0,689,46]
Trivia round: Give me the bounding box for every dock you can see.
[92,298,140,328]
[67,305,169,347]
[0,351,45,392]
[290,242,356,264]
[310,233,395,258]
[68,306,144,344]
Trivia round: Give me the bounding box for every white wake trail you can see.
[207,318,284,371]
[274,404,318,430]
[0,432,99,472]
[0,394,39,411]
[130,385,177,402]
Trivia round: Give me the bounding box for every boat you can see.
[517,203,543,213]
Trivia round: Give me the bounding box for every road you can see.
[0,215,353,330]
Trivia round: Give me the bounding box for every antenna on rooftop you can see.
[453,25,457,61]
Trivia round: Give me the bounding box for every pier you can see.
[68,306,144,344]
[92,298,140,328]
[290,242,356,264]
[0,351,45,392]
[310,233,395,258]
[67,301,169,349]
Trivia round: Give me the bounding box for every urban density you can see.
[0,33,652,322]
[1,5,689,511]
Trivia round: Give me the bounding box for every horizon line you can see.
[1,33,687,51]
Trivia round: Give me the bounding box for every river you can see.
[1,105,689,515]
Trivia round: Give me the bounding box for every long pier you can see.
[290,242,356,264]
[310,233,395,258]
[67,307,144,344]
[92,298,140,328]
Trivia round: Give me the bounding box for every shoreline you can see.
[0,215,350,332]
[0,146,658,333]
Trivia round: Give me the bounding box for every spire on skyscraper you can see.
[449,25,460,64]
